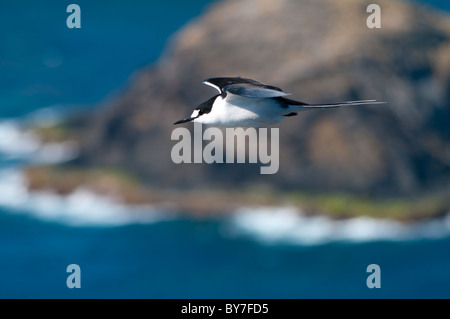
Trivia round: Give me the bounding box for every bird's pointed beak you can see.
[173,116,194,125]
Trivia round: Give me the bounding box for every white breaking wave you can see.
[230,206,450,245]
[0,169,172,227]
[0,168,449,240]
[0,119,78,164]
[0,118,169,227]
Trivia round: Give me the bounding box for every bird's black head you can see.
[173,94,218,125]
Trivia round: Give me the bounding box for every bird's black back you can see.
[204,77,284,93]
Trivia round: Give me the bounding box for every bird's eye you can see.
[198,110,204,116]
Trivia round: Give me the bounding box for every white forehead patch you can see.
[203,80,222,94]
[191,109,200,118]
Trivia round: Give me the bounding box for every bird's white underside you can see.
[192,94,290,127]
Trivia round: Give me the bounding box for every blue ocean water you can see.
[1,0,450,299]
[1,209,450,298]
[0,0,215,117]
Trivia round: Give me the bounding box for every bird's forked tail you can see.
[283,97,386,110]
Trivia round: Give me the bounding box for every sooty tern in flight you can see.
[174,77,385,127]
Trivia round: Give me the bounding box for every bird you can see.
[174,77,385,127]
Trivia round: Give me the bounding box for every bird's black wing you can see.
[223,83,290,98]
[203,77,286,98]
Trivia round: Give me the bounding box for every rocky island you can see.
[27,0,450,221]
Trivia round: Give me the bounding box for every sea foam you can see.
[0,118,168,227]
[0,169,171,227]
[0,120,78,163]
[1,168,449,241]
[230,206,450,245]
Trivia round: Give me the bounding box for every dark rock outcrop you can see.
[69,0,450,196]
